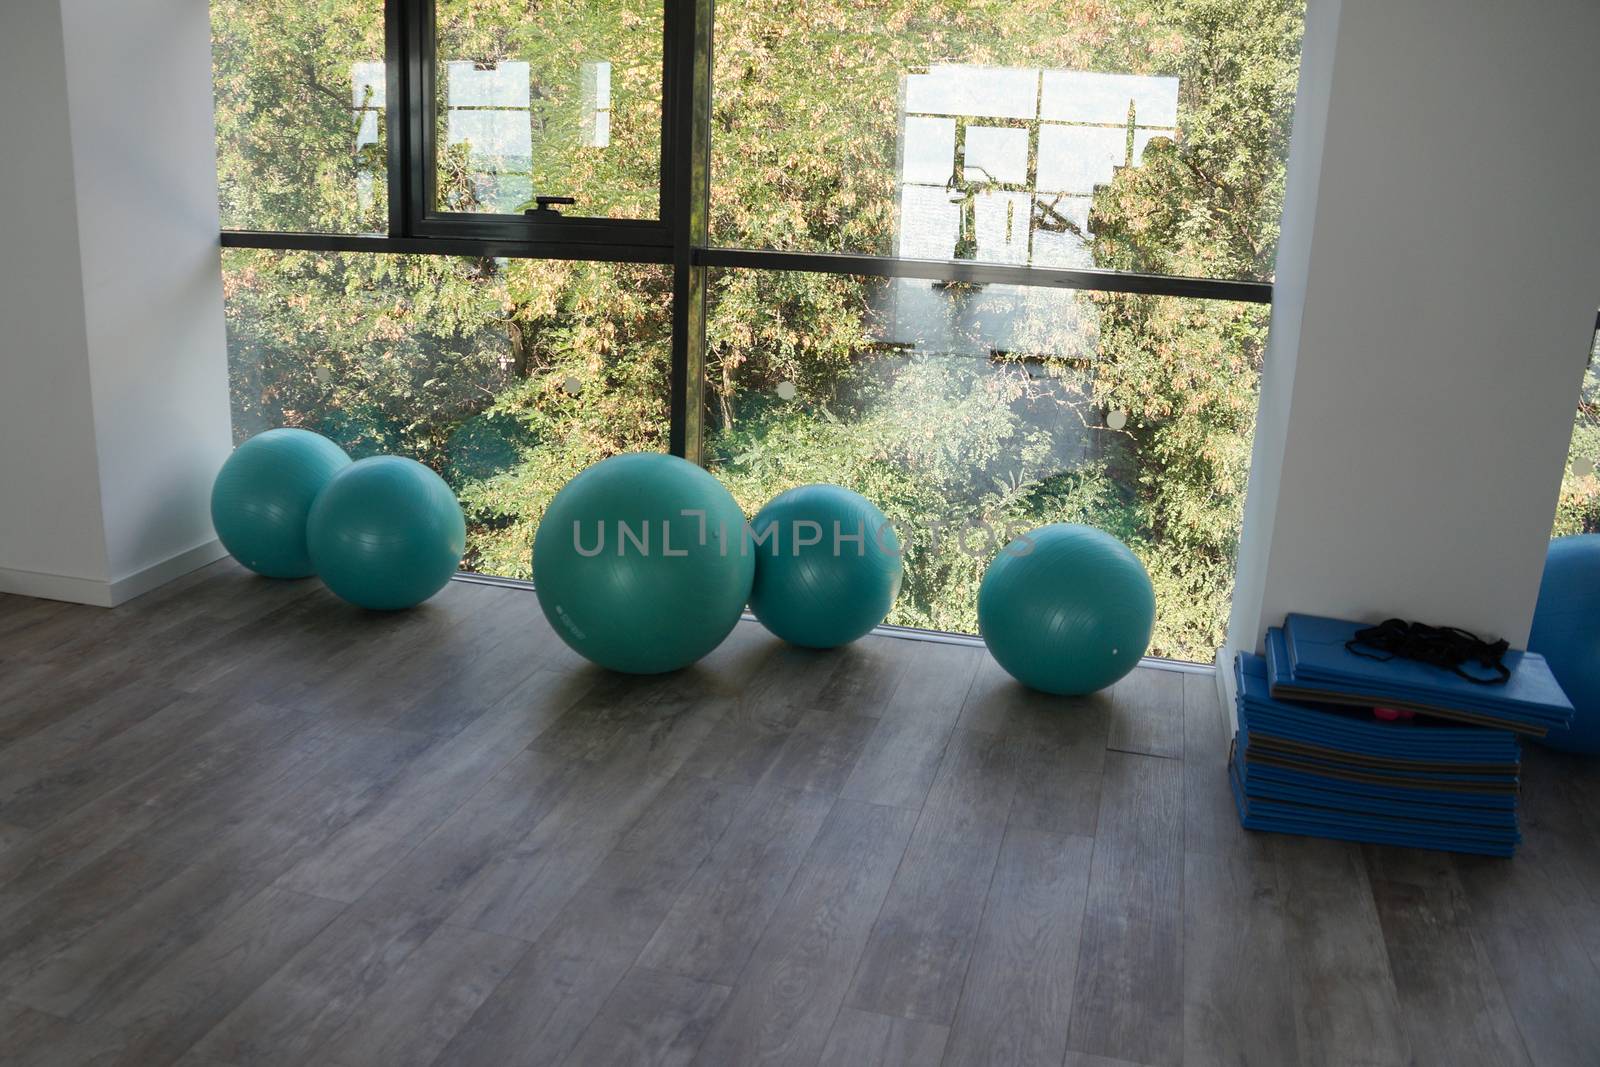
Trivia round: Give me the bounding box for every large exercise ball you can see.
[1527,534,1600,754]
[306,456,465,610]
[533,453,754,674]
[211,428,352,578]
[978,524,1155,696]
[748,484,902,648]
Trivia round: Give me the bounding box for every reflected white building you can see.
[866,65,1179,470]
[896,64,1179,268]
[353,59,613,213]
[352,61,385,214]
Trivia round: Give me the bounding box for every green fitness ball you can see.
[306,456,466,610]
[534,453,754,674]
[748,484,903,649]
[210,428,352,578]
[978,524,1155,696]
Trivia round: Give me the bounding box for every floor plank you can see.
[942,827,1093,1067]
[436,776,749,1067]
[1007,702,1110,839]
[843,727,1021,1026]
[1065,751,1184,1067]
[0,999,128,1067]
[637,785,835,984]
[0,700,314,923]
[1181,850,1301,1067]
[1106,667,1185,759]
[186,747,578,1066]
[273,668,598,902]
[443,724,716,942]
[1453,846,1600,1067]
[836,637,980,816]
[564,967,732,1067]
[0,846,181,998]
[812,636,918,714]
[1364,847,1531,1067]
[817,1007,950,1066]
[100,885,345,1066]
[1273,838,1411,1067]
[316,922,526,1067]
[1180,671,1269,862]
[756,705,877,795]
[692,800,917,1067]
[13,858,281,1021]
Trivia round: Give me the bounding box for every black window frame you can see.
[218,0,1275,463]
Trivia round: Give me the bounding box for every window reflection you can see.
[432,0,661,219]
[896,65,1179,268]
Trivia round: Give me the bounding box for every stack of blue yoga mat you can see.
[1267,614,1574,734]
[1229,614,1575,857]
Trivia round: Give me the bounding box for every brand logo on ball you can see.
[567,512,1036,560]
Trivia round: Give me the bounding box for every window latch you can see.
[526,195,577,217]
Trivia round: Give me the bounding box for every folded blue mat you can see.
[1236,756,1519,821]
[1282,615,1573,728]
[1267,628,1558,735]
[1237,744,1519,801]
[1236,653,1520,762]
[1229,760,1518,857]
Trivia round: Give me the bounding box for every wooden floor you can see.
[2,561,1600,1066]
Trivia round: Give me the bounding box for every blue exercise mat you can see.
[1238,744,1519,798]
[1236,752,1518,818]
[1236,653,1520,763]
[1281,615,1573,729]
[1267,628,1559,735]
[1231,764,1520,855]
[1240,774,1518,828]
[1229,760,1518,857]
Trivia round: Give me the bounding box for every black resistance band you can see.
[1344,618,1511,686]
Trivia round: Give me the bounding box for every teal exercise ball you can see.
[211,428,351,578]
[1527,535,1600,754]
[748,484,903,648]
[306,456,465,610]
[978,524,1155,696]
[533,453,753,674]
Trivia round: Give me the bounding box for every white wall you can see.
[0,0,111,593]
[1226,0,1600,679]
[60,0,233,587]
[0,0,230,605]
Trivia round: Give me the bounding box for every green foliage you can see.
[213,0,1312,661]
[1553,332,1600,538]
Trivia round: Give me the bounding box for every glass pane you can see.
[711,0,1304,281]
[222,248,672,579]
[1553,326,1600,536]
[705,268,1266,662]
[211,2,386,233]
[434,0,663,218]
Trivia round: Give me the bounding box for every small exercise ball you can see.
[748,484,902,648]
[533,453,754,674]
[1527,534,1600,754]
[978,524,1155,696]
[211,428,351,578]
[306,456,465,610]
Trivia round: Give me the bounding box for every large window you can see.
[212,0,1305,662]
[433,0,663,219]
[1554,325,1600,537]
[705,272,1264,656]
[211,2,386,232]
[708,0,1301,282]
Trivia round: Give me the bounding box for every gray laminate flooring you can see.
[1,559,1598,1066]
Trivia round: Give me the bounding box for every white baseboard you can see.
[0,538,226,608]
[108,539,228,605]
